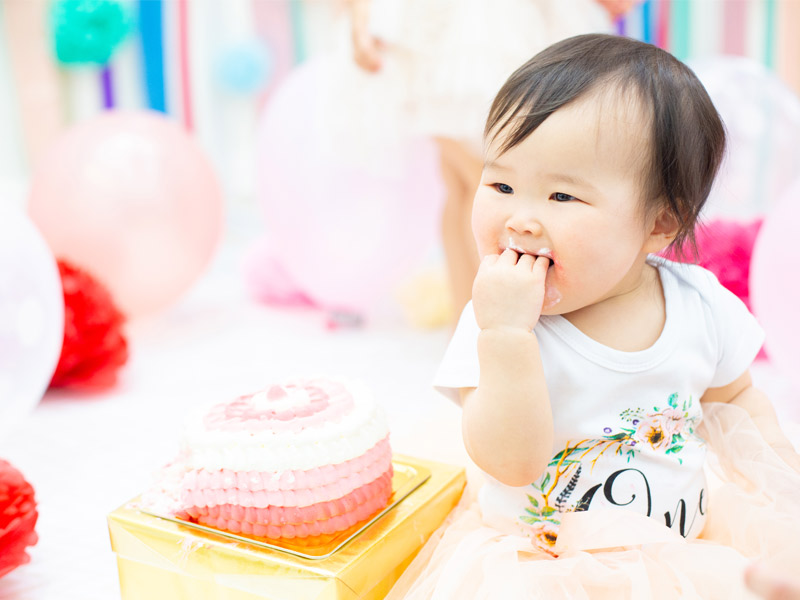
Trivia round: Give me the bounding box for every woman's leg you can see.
[436,137,483,321]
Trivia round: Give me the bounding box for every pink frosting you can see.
[202,379,354,433]
[180,436,390,503]
[179,468,393,540]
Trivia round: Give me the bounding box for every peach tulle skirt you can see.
[386,403,800,599]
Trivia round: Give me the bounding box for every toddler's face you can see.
[473,91,657,316]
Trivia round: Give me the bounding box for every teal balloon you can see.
[50,0,130,65]
[215,40,273,94]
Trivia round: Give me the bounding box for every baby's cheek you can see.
[470,199,493,239]
[473,229,498,259]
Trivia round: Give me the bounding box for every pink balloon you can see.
[255,57,443,315]
[28,111,223,318]
[750,178,800,391]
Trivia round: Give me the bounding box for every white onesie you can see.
[434,256,764,551]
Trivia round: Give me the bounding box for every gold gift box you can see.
[108,455,466,599]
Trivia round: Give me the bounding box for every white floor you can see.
[0,216,797,600]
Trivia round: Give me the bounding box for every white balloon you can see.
[0,205,64,438]
[689,56,800,220]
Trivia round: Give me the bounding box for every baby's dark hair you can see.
[485,34,725,253]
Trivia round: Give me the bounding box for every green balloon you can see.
[50,0,130,66]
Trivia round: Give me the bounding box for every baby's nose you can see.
[506,213,544,236]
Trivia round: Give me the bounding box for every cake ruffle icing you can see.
[173,378,393,542]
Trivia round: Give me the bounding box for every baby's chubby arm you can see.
[701,371,800,471]
[460,249,553,487]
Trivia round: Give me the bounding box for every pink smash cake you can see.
[154,378,393,544]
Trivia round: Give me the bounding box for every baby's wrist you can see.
[476,326,543,374]
[478,325,537,338]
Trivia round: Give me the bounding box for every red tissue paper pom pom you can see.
[49,260,129,390]
[663,218,763,311]
[0,460,38,578]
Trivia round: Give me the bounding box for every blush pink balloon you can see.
[750,178,800,392]
[255,57,443,315]
[27,111,223,318]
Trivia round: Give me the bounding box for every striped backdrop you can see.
[0,0,798,205]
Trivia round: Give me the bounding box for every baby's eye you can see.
[551,192,579,202]
[493,183,514,195]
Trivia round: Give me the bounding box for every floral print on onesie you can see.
[520,394,703,553]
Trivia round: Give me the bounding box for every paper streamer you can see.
[162,0,183,125]
[218,0,260,201]
[745,1,767,65]
[777,0,800,95]
[656,0,670,50]
[288,0,306,64]
[186,0,223,199]
[106,6,145,111]
[641,0,654,44]
[689,0,721,60]
[623,3,644,42]
[100,66,115,109]
[253,0,295,110]
[764,0,777,69]
[177,0,193,130]
[669,0,690,60]
[64,67,100,124]
[2,0,65,171]
[0,2,26,185]
[723,0,747,56]
[139,0,167,112]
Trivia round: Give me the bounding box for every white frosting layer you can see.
[180,379,390,472]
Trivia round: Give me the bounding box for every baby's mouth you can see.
[510,250,555,270]
[504,239,555,267]
[505,238,561,307]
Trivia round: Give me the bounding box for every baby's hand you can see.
[351,31,384,72]
[472,249,550,332]
[348,0,384,73]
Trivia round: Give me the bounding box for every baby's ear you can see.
[644,208,680,253]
